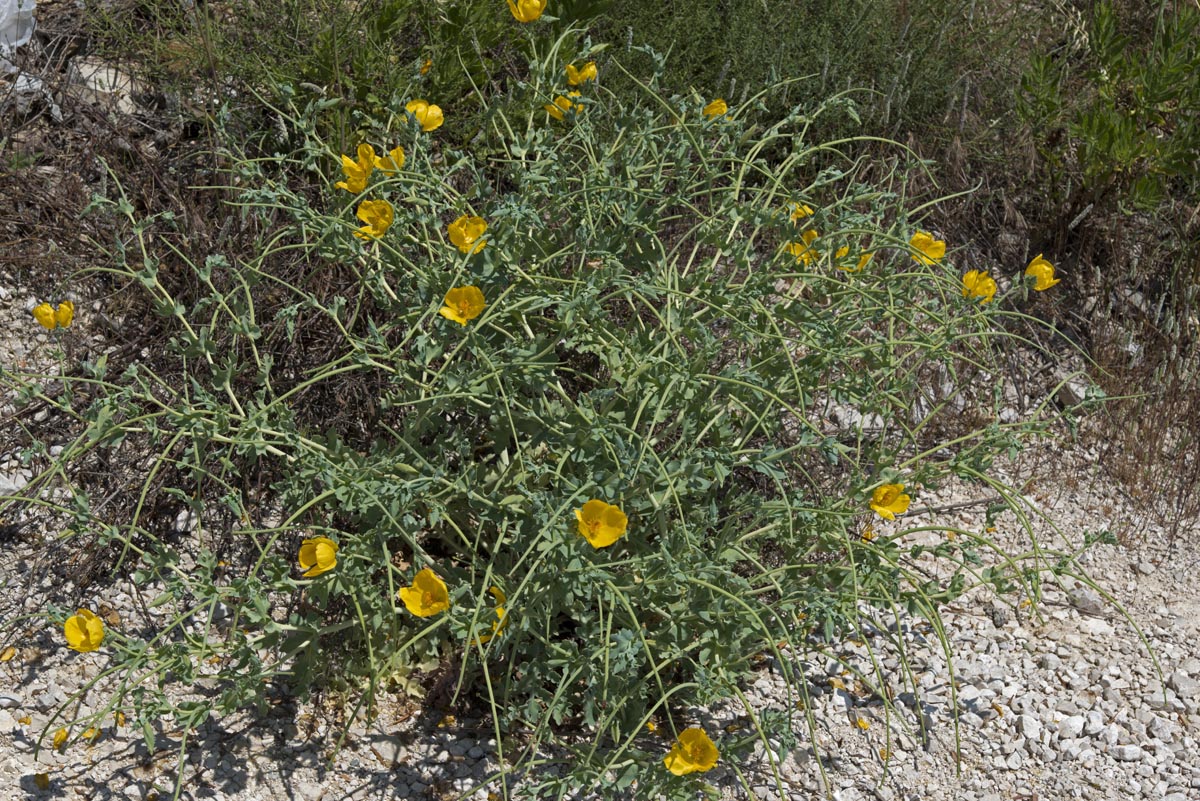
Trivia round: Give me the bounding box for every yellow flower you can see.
[35,773,50,790]
[474,586,509,644]
[52,728,68,751]
[447,215,488,253]
[55,301,74,327]
[32,302,56,329]
[32,301,74,330]
[790,203,814,221]
[405,99,444,132]
[575,499,628,549]
[565,61,598,86]
[962,269,998,304]
[544,91,583,121]
[399,567,450,617]
[64,608,105,653]
[0,646,15,662]
[663,727,720,776]
[870,483,911,521]
[438,285,487,326]
[1025,254,1060,291]
[354,199,394,240]
[836,248,873,273]
[909,231,946,265]
[298,536,338,577]
[703,98,728,119]
[785,229,821,266]
[373,145,406,174]
[507,0,546,23]
[420,58,432,75]
[335,143,375,193]
[82,727,100,743]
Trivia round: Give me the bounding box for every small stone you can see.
[300,783,327,801]
[1111,744,1145,762]
[0,693,22,709]
[1081,618,1115,637]
[1135,561,1156,575]
[1066,584,1105,615]
[1168,671,1199,697]
[1149,716,1178,742]
[1018,714,1042,740]
[368,737,406,767]
[1056,715,1085,739]
[1055,700,1078,715]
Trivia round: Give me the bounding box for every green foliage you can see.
[1018,1,1200,214]
[6,10,1076,801]
[597,0,1008,136]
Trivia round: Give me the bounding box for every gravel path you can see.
[2,292,1198,801]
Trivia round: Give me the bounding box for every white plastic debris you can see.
[0,0,36,73]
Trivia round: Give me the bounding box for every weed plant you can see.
[2,11,1084,801]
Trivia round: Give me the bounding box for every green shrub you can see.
[1019,0,1200,218]
[6,16,1074,801]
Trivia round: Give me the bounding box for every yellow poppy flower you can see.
[405,99,444,132]
[335,143,375,193]
[474,586,509,644]
[837,249,873,273]
[32,303,56,330]
[870,483,910,521]
[420,58,432,75]
[962,269,998,304]
[565,61,598,86]
[373,145,406,174]
[64,608,105,653]
[575,499,628,549]
[790,203,814,221]
[32,301,74,330]
[354,199,394,240]
[399,567,450,617]
[447,214,487,253]
[54,301,74,327]
[1024,254,1060,291]
[785,229,821,266]
[507,0,546,23]
[663,727,720,775]
[703,98,728,119]
[52,728,68,751]
[438,285,487,326]
[297,536,338,577]
[910,231,946,265]
[544,91,583,121]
